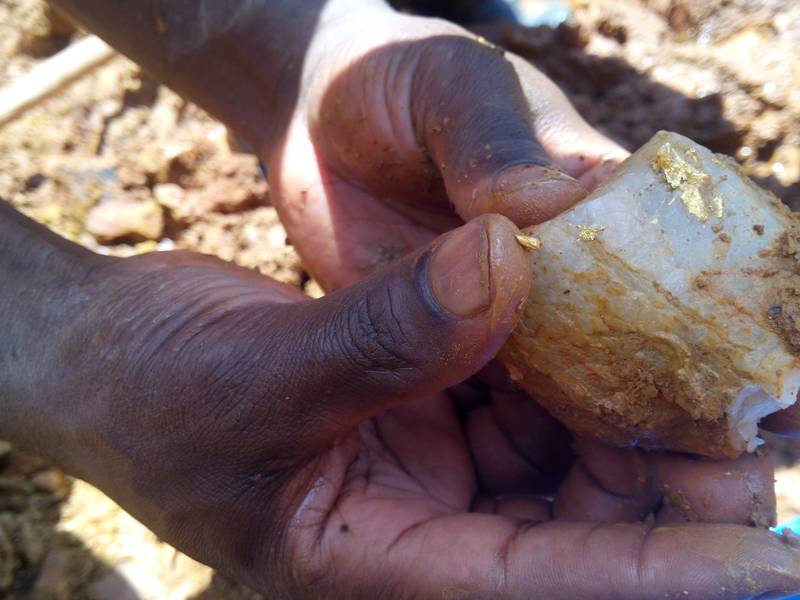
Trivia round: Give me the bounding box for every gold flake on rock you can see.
[652,142,718,222]
[680,187,707,222]
[652,142,707,189]
[712,195,725,219]
[515,234,542,250]
[576,224,605,242]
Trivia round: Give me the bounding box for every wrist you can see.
[0,201,111,450]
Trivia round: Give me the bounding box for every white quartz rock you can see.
[501,131,800,458]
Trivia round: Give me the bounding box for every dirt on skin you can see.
[2,0,800,597]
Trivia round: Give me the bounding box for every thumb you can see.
[411,36,588,227]
[267,214,531,446]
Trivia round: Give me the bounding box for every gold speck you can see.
[712,195,725,218]
[680,186,706,222]
[651,142,716,222]
[134,240,158,254]
[652,143,707,188]
[474,35,503,54]
[576,224,605,242]
[515,234,542,250]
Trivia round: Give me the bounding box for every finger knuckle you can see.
[341,282,421,376]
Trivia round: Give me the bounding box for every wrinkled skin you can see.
[7,3,800,599]
[7,215,794,600]
[266,12,627,291]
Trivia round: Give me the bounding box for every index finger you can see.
[349,513,800,599]
[762,401,800,438]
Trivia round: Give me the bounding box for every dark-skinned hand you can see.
[5,213,797,599]
[265,10,627,290]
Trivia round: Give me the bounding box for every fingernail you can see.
[429,221,491,317]
[753,593,800,599]
[492,164,586,225]
[495,164,580,192]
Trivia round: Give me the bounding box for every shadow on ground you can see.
[0,446,139,599]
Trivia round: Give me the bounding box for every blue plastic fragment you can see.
[503,0,571,28]
[772,516,800,536]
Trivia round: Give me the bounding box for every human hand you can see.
[265,6,628,290]
[49,0,622,290]
[9,215,799,599]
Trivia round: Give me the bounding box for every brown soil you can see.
[1,0,800,596]
[483,0,800,207]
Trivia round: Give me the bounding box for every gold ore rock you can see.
[500,131,800,459]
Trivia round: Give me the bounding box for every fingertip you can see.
[576,155,625,191]
[649,451,777,528]
[643,524,800,596]
[477,164,587,227]
[426,214,532,360]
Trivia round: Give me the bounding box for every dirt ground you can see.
[1,0,800,597]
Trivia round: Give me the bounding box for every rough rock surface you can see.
[501,131,800,458]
